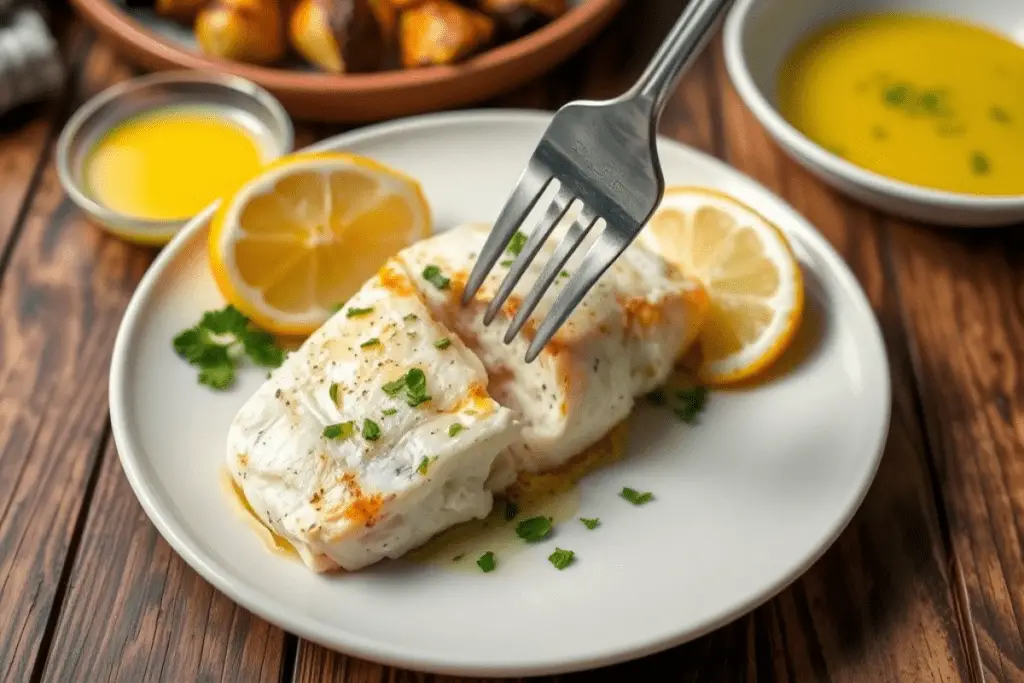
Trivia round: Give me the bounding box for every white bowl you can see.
[722,0,1024,227]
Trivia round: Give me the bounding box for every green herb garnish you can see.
[580,517,600,529]
[559,270,570,278]
[971,151,990,175]
[417,456,438,475]
[403,313,419,322]
[674,386,708,423]
[381,368,432,407]
[516,516,553,542]
[882,83,910,107]
[506,231,528,256]
[477,551,496,573]
[345,306,374,318]
[323,421,355,440]
[448,423,464,437]
[382,376,407,396]
[172,305,284,390]
[422,265,450,290]
[329,383,340,405]
[434,338,452,350]
[620,487,654,505]
[382,408,398,416]
[360,338,380,349]
[499,259,514,267]
[548,548,575,570]
[991,106,1010,124]
[362,419,381,441]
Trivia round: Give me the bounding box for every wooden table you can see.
[2,3,1021,682]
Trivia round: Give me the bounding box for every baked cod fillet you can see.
[226,264,517,572]
[397,222,708,474]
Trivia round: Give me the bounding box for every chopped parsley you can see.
[382,376,407,396]
[647,384,708,422]
[477,551,496,573]
[559,270,570,278]
[422,265,450,290]
[434,338,452,350]
[506,231,528,256]
[448,423,464,437]
[345,306,374,318]
[417,456,438,475]
[360,337,381,349]
[382,408,398,416]
[499,259,514,267]
[329,383,340,405]
[674,386,708,423]
[991,106,1010,123]
[971,151,990,175]
[516,516,553,542]
[620,487,654,505]
[548,548,575,570]
[323,421,355,440]
[382,368,431,406]
[362,419,381,441]
[882,83,909,107]
[172,305,284,390]
[580,517,600,529]
[403,313,419,322]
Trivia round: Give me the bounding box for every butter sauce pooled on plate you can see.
[777,13,1024,196]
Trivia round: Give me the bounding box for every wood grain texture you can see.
[887,221,1024,682]
[3,2,1020,682]
[41,439,289,683]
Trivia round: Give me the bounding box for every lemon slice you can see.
[640,187,804,385]
[208,152,430,335]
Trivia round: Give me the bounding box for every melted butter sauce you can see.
[220,470,298,558]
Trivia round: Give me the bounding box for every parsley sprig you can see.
[647,384,708,423]
[477,551,496,573]
[172,305,284,390]
[515,516,553,542]
[548,548,575,570]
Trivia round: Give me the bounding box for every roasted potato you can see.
[399,0,494,68]
[195,0,287,65]
[288,0,389,73]
[474,0,566,36]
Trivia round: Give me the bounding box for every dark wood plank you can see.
[25,37,329,683]
[886,221,1024,682]
[41,439,289,683]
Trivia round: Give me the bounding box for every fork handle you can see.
[627,0,734,115]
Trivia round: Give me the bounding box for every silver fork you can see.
[461,0,733,362]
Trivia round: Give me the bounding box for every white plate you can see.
[109,110,891,677]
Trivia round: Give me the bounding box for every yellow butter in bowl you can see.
[777,12,1024,197]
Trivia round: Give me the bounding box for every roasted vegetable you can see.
[475,0,566,35]
[195,0,287,64]
[288,0,388,73]
[399,0,494,68]
[156,0,213,22]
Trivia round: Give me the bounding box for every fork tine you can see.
[524,223,633,363]
[482,186,573,325]
[503,206,599,344]
[461,158,551,306]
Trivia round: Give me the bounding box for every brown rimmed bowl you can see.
[69,0,625,122]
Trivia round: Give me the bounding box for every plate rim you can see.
[108,108,892,677]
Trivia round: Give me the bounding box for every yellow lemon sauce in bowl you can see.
[84,106,267,223]
[777,13,1024,197]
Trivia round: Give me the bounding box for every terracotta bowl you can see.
[69,0,625,122]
